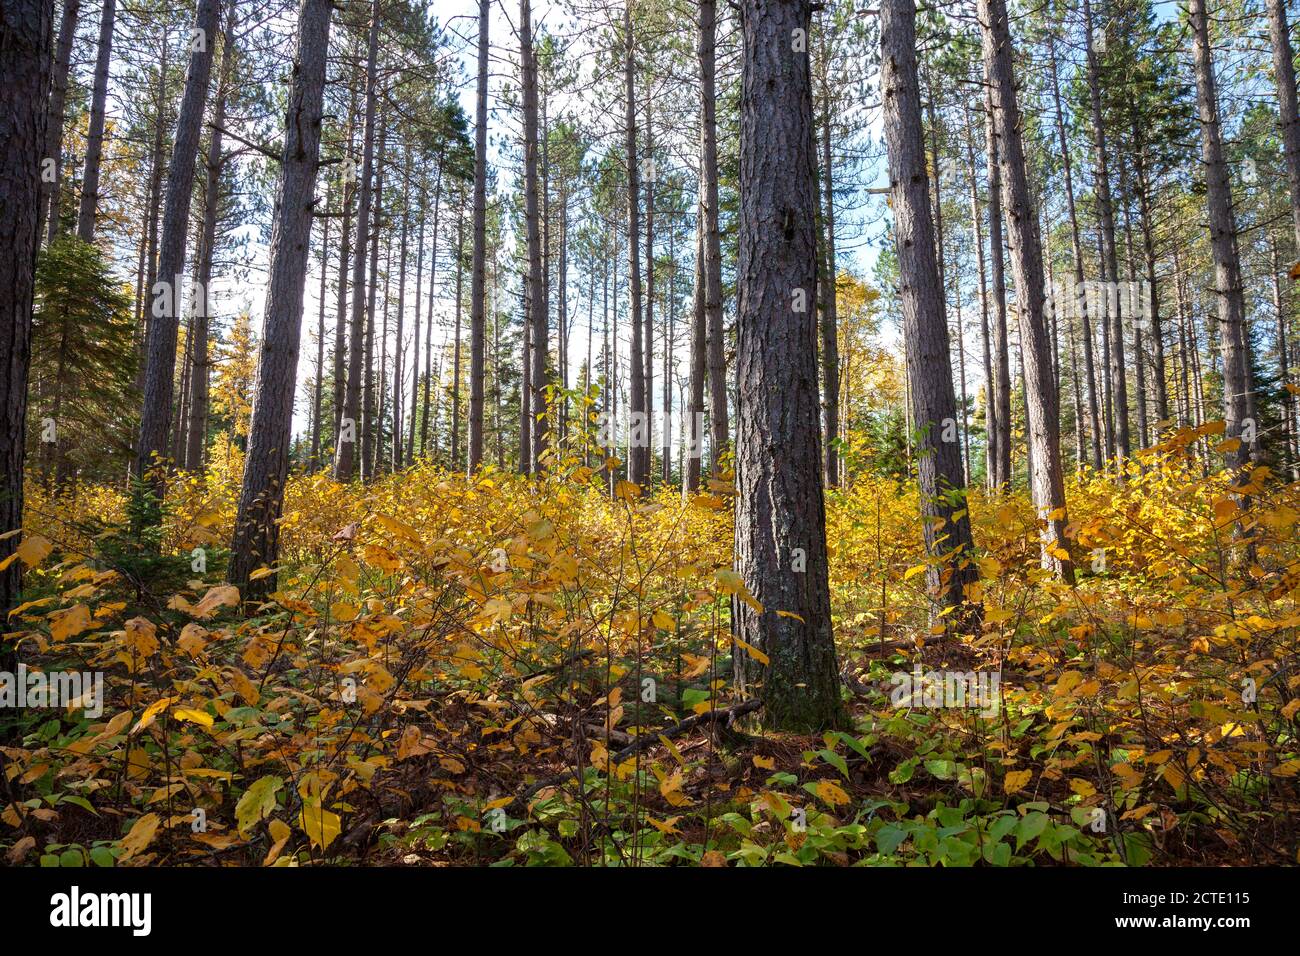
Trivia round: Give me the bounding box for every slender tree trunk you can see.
[522,0,546,472]
[468,0,489,473]
[882,0,980,625]
[452,202,465,470]
[421,167,442,455]
[644,102,656,484]
[75,0,116,242]
[686,193,706,493]
[391,155,410,472]
[185,9,235,473]
[980,0,1074,581]
[819,41,840,488]
[1271,235,1299,479]
[38,0,79,244]
[733,0,841,731]
[1268,0,1300,249]
[361,113,386,481]
[407,193,423,462]
[333,0,379,481]
[962,103,995,489]
[624,3,647,485]
[699,0,727,473]
[1083,0,1129,466]
[984,85,1011,490]
[229,0,332,596]
[311,194,328,471]
[1049,32,1102,469]
[1190,0,1253,482]
[135,0,221,497]
[332,72,358,444]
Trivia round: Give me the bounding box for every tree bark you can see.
[185,8,236,473]
[522,0,546,473]
[819,37,840,488]
[624,3,647,486]
[980,0,1074,581]
[333,0,379,482]
[0,0,53,667]
[733,0,842,731]
[1189,0,1252,480]
[228,0,332,596]
[699,0,727,473]
[135,0,221,497]
[468,0,489,473]
[1268,0,1300,249]
[984,84,1011,491]
[75,0,115,242]
[38,0,79,244]
[881,0,980,625]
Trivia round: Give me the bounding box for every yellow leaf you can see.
[131,696,178,735]
[49,604,93,642]
[118,813,161,861]
[248,566,275,581]
[298,804,341,850]
[732,634,769,666]
[1003,769,1033,794]
[16,534,53,568]
[814,779,850,807]
[173,707,214,729]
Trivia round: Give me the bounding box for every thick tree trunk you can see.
[1268,0,1300,249]
[333,0,379,482]
[881,0,980,626]
[733,0,841,732]
[135,0,221,497]
[1189,0,1252,480]
[980,0,1074,582]
[468,0,489,473]
[38,0,79,244]
[0,0,53,670]
[75,0,115,242]
[685,199,706,493]
[228,0,332,596]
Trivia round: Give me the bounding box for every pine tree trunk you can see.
[733,0,842,731]
[333,0,379,482]
[1268,0,1300,249]
[75,0,115,242]
[881,0,981,626]
[1189,0,1252,480]
[468,0,489,473]
[135,0,221,499]
[819,53,840,488]
[0,0,53,657]
[699,0,727,472]
[984,85,1011,491]
[521,0,546,473]
[1049,32,1102,469]
[185,10,235,473]
[229,0,332,595]
[38,0,79,244]
[980,0,1074,581]
[624,3,647,486]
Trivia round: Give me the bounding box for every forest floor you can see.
[3,424,1299,867]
